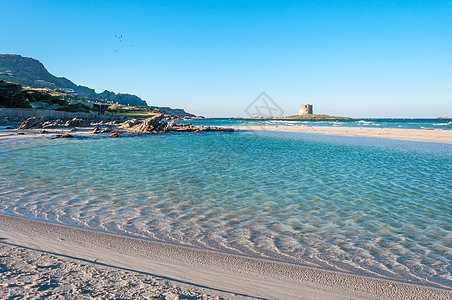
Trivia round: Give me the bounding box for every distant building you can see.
[299,104,313,115]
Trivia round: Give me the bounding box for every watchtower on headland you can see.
[299,104,313,115]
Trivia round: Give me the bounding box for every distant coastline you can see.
[242,114,352,120]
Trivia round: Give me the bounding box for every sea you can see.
[0,118,451,288]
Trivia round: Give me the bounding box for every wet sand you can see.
[0,214,450,300]
[230,125,452,143]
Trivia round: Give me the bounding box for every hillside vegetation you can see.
[0,54,147,107]
[0,79,156,116]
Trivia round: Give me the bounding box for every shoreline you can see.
[229,125,452,143]
[1,125,451,144]
[0,214,450,299]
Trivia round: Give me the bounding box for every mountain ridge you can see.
[0,54,148,107]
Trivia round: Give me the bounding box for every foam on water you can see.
[0,131,451,288]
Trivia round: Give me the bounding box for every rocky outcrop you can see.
[20,117,83,129]
[15,115,234,136]
[91,120,123,127]
[129,114,166,133]
[64,118,87,127]
[54,134,73,138]
[42,119,64,128]
[168,122,234,133]
[18,117,42,129]
[119,118,140,128]
[110,131,122,137]
[127,117,233,134]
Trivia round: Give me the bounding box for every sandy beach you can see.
[230,125,452,143]
[0,214,450,299]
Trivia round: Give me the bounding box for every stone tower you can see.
[299,104,313,115]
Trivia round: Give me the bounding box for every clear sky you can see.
[1,0,451,118]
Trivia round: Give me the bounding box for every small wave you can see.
[433,122,452,126]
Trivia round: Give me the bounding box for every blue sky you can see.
[1,0,451,117]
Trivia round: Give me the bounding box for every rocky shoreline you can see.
[1,114,233,139]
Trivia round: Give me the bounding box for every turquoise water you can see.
[0,131,451,288]
[180,117,452,130]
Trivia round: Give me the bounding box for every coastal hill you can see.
[0,54,147,107]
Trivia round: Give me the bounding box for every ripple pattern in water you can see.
[0,132,451,288]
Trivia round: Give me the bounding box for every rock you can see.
[155,122,169,133]
[64,118,87,127]
[92,126,101,134]
[105,120,121,126]
[100,127,112,133]
[39,130,47,134]
[129,114,164,133]
[166,121,175,130]
[118,115,233,135]
[110,131,121,137]
[41,121,53,128]
[18,117,42,129]
[167,122,196,132]
[17,132,25,135]
[42,119,64,128]
[168,122,234,133]
[4,126,12,129]
[119,118,140,129]
[54,134,72,138]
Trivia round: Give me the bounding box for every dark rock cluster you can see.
[15,114,233,136]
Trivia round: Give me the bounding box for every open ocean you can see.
[0,118,451,288]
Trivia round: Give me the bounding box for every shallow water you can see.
[180,117,452,130]
[0,131,451,288]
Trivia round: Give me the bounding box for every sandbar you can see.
[230,125,452,143]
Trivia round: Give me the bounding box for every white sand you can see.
[0,214,450,299]
[230,125,452,143]
[0,243,220,299]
